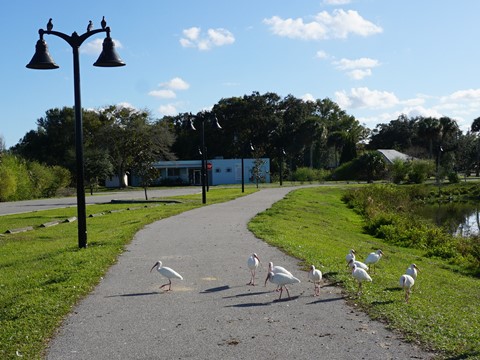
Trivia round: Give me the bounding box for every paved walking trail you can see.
[45,187,434,359]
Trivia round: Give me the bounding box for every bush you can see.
[342,184,478,275]
[407,159,434,184]
[292,167,329,183]
[0,154,71,201]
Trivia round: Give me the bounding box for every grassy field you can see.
[248,186,480,359]
[0,188,256,359]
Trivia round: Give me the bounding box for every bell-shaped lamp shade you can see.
[26,39,59,70]
[93,36,125,67]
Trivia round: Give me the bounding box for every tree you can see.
[98,105,176,188]
[84,148,114,195]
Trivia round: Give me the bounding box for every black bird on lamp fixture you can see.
[87,20,93,32]
[101,16,107,29]
[47,18,53,31]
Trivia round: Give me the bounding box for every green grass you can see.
[2,185,479,359]
[248,186,480,359]
[0,188,256,359]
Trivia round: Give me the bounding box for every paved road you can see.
[0,188,200,216]
[45,187,434,360]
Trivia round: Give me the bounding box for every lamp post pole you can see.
[241,142,254,193]
[201,119,207,204]
[27,19,125,248]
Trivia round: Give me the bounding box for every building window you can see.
[215,168,221,173]
[226,168,232,173]
[167,168,180,177]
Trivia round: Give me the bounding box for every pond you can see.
[417,202,480,237]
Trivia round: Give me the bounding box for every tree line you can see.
[2,91,480,197]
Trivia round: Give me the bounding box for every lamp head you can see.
[26,38,59,70]
[93,34,125,67]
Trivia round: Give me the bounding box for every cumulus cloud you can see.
[149,77,190,99]
[335,87,399,109]
[442,89,480,102]
[263,9,382,41]
[81,38,123,55]
[301,93,316,102]
[148,89,176,99]
[159,77,190,91]
[180,27,235,50]
[333,57,380,80]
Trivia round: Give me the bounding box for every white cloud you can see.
[149,77,190,100]
[316,50,329,59]
[160,77,190,90]
[335,87,399,109]
[334,57,380,70]
[180,27,235,50]
[442,89,480,102]
[148,89,176,99]
[81,38,123,55]
[263,10,382,41]
[347,68,372,80]
[158,104,178,116]
[301,93,316,102]
[333,57,380,80]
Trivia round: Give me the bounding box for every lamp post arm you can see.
[40,27,109,48]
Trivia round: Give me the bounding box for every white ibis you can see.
[405,263,420,280]
[264,261,292,287]
[351,263,372,295]
[399,274,415,303]
[266,271,301,300]
[365,249,384,273]
[150,261,183,291]
[347,258,369,271]
[247,253,260,286]
[345,249,356,263]
[308,265,322,296]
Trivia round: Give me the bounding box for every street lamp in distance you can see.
[27,17,125,248]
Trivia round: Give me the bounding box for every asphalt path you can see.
[43,186,435,360]
[0,188,200,216]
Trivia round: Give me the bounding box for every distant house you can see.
[376,149,414,165]
[107,158,271,188]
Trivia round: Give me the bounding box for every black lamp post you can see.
[190,114,221,204]
[279,148,286,186]
[27,18,125,248]
[241,142,254,193]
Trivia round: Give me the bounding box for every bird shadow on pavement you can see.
[200,285,231,293]
[105,292,159,298]
[306,296,345,305]
[222,290,272,299]
[225,302,272,308]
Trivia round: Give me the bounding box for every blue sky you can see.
[2,1,480,148]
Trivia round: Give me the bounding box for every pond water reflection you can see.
[417,202,480,237]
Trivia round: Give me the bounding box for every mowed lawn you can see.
[0,188,256,359]
[248,186,480,359]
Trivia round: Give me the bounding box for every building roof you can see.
[376,149,413,164]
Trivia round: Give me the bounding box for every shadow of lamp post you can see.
[26,18,125,248]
